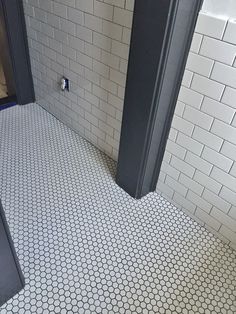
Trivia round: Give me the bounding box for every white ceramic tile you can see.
[192,126,223,151]
[211,119,236,145]
[1,104,235,314]
[195,12,227,39]
[191,74,225,100]
[224,19,236,45]
[200,36,236,65]
[201,97,235,123]
[183,106,214,130]
[211,62,236,88]
[221,86,236,108]
[186,52,214,77]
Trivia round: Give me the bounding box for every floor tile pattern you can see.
[0,104,235,313]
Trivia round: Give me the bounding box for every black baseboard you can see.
[0,94,17,105]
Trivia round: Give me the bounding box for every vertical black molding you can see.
[116,0,203,198]
[1,0,35,105]
[0,200,25,307]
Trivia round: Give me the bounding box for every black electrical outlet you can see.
[64,78,69,92]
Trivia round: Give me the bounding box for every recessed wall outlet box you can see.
[60,77,69,91]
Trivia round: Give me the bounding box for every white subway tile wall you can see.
[23,2,236,249]
[23,0,135,160]
[157,12,236,249]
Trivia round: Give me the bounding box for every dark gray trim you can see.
[116,0,203,199]
[0,200,25,307]
[1,0,35,105]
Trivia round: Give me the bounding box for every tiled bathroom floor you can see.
[0,103,235,314]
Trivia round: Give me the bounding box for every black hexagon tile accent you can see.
[0,104,235,314]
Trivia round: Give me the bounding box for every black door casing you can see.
[0,200,25,307]
[0,0,35,105]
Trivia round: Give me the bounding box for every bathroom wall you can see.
[23,0,134,160]
[23,1,236,249]
[157,12,236,250]
[202,0,236,18]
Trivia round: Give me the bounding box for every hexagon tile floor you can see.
[0,104,235,314]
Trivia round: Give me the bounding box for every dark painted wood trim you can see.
[0,200,25,307]
[116,0,203,199]
[0,95,17,106]
[1,0,35,105]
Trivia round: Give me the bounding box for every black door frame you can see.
[116,0,203,199]
[0,200,25,307]
[0,0,34,105]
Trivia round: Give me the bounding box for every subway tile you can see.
[202,147,233,172]
[93,32,112,51]
[211,120,236,145]
[221,141,236,160]
[195,208,221,231]
[99,100,116,117]
[219,225,236,243]
[201,97,235,123]
[179,173,204,196]
[223,19,236,45]
[182,70,193,88]
[108,93,124,110]
[76,25,93,43]
[230,163,236,177]
[161,162,180,181]
[200,36,236,65]
[122,27,132,45]
[220,186,236,208]
[211,207,236,231]
[176,132,203,156]
[222,86,236,108]
[229,207,236,220]
[211,167,236,193]
[183,106,213,130]
[114,7,133,28]
[177,132,203,156]
[165,176,188,197]
[111,40,130,59]
[110,69,126,87]
[53,2,67,19]
[203,190,231,214]
[173,192,196,214]
[68,7,84,25]
[185,151,213,175]
[188,191,213,214]
[194,170,222,194]
[103,0,125,8]
[102,20,123,41]
[195,12,227,39]
[100,77,118,94]
[190,33,203,53]
[172,115,194,136]
[166,140,186,159]
[76,0,93,14]
[211,62,236,89]
[94,0,113,21]
[191,74,225,100]
[93,60,109,78]
[186,52,214,77]
[156,181,174,199]
[192,126,223,151]
[170,156,195,178]
[174,101,185,117]
[178,86,203,109]
[85,14,103,32]
[125,0,135,11]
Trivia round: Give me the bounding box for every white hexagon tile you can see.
[0,103,235,314]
